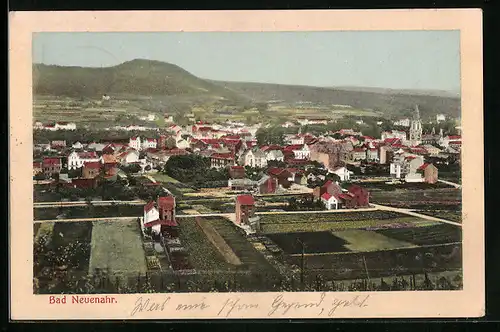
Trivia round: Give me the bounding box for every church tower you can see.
[409,105,423,146]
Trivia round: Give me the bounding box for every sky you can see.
[32,31,461,92]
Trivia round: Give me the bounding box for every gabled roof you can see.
[42,157,61,166]
[236,194,255,205]
[158,196,175,209]
[77,151,98,159]
[447,135,461,140]
[144,201,156,213]
[417,163,434,171]
[101,154,117,164]
[283,144,304,151]
[83,161,101,169]
[321,192,338,201]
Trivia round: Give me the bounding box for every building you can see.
[436,114,446,123]
[210,153,235,169]
[82,162,101,179]
[349,148,367,162]
[264,149,285,163]
[347,185,370,207]
[313,180,342,200]
[142,195,177,235]
[440,135,462,148]
[129,136,142,151]
[228,178,255,191]
[141,138,158,150]
[242,148,267,168]
[418,163,439,184]
[33,161,42,176]
[55,122,77,130]
[381,130,407,141]
[51,140,67,149]
[379,145,394,164]
[235,195,260,231]
[256,174,278,194]
[393,118,411,127]
[285,144,311,160]
[321,192,340,210]
[267,167,292,189]
[330,166,352,182]
[116,149,140,166]
[42,157,62,176]
[68,151,100,170]
[229,165,246,179]
[366,148,379,161]
[72,141,84,150]
[409,105,423,146]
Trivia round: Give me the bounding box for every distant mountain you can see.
[33,59,461,119]
[33,59,248,103]
[211,81,461,119]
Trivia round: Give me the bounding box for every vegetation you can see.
[255,125,286,145]
[163,155,229,188]
[375,224,462,246]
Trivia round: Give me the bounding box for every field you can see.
[375,224,462,246]
[287,243,462,280]
[34,205,144,220]
[416,210,462,223]
[259,210,407,224]
[260,216,432,234]
[331,229,414,252]
[177,218,242,272]
[88,219,147,276]
[204,217,279,275]
[150,173,180,183]
[369,188,462,209]
[267,231,350,254]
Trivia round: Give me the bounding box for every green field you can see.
[178,218,240,272]
[151,173,180,183]
[261,216,432,234]
[331,229,415,252]
[88,219,147,276]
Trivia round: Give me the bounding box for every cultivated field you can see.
[375,224,462,246]
[88,219,147,276]
[177,218,242,271]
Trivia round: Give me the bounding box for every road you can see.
[438,179,462,189]
[371,203,462,227]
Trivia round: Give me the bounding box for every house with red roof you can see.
[349,147,367,161]
[440,135,462,148]
[313,179,342,200]
[347,185,370,207]
[256,174,278,194]
[210,152,235,169]
[235,195,260,231]
[417,163,439,184]
[68,151,100,170]
[229,165,246,179]
[142,195,177,235]
[267,167,292,188]
[42,157,62,176]
[382,130,407,141]
[321,192,340,210]
[82,161,101,179]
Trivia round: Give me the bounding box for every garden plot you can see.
[259,211,407,224]
[177,218,241,271]
[88,219,147,276]
[267,231,351,254]
[331,229,414,252]
[260,216,430,234]
[374,224,462,246]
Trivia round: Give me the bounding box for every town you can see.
[33,97,463,294]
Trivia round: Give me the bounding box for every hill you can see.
[211,81,461,119]
[33,59,249,104]
[33,59,461,119]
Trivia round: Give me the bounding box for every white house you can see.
[141,138,158,150]
[393,118,411,127]
[67,151,100,170]
[164,114,174,123]
[366,148,379,161]
[55,122,77,130]
[243,148,267,168]
[436,114,446,123]
[321,192,339,210]
[439,135,461,148]
[287,134,305,145]
[143,202,161,234]
[72,141,84,150]
[176,138,190,149]
[118,149,140,165]
[129,136,142,151]
[382,130,407,141]
[330,166,352,182]
[292,144,311,160]
[265,149,284,162]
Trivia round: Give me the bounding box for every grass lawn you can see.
[261,216,431,234]
[331,229,414,252]
[88,219,147,276]
[151,173,180,183]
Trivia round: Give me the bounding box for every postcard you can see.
[9,9,484,320]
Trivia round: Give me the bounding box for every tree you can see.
[255,126,285,146]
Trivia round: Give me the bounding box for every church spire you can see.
[414,105,420,120]
[432,127,436,135]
